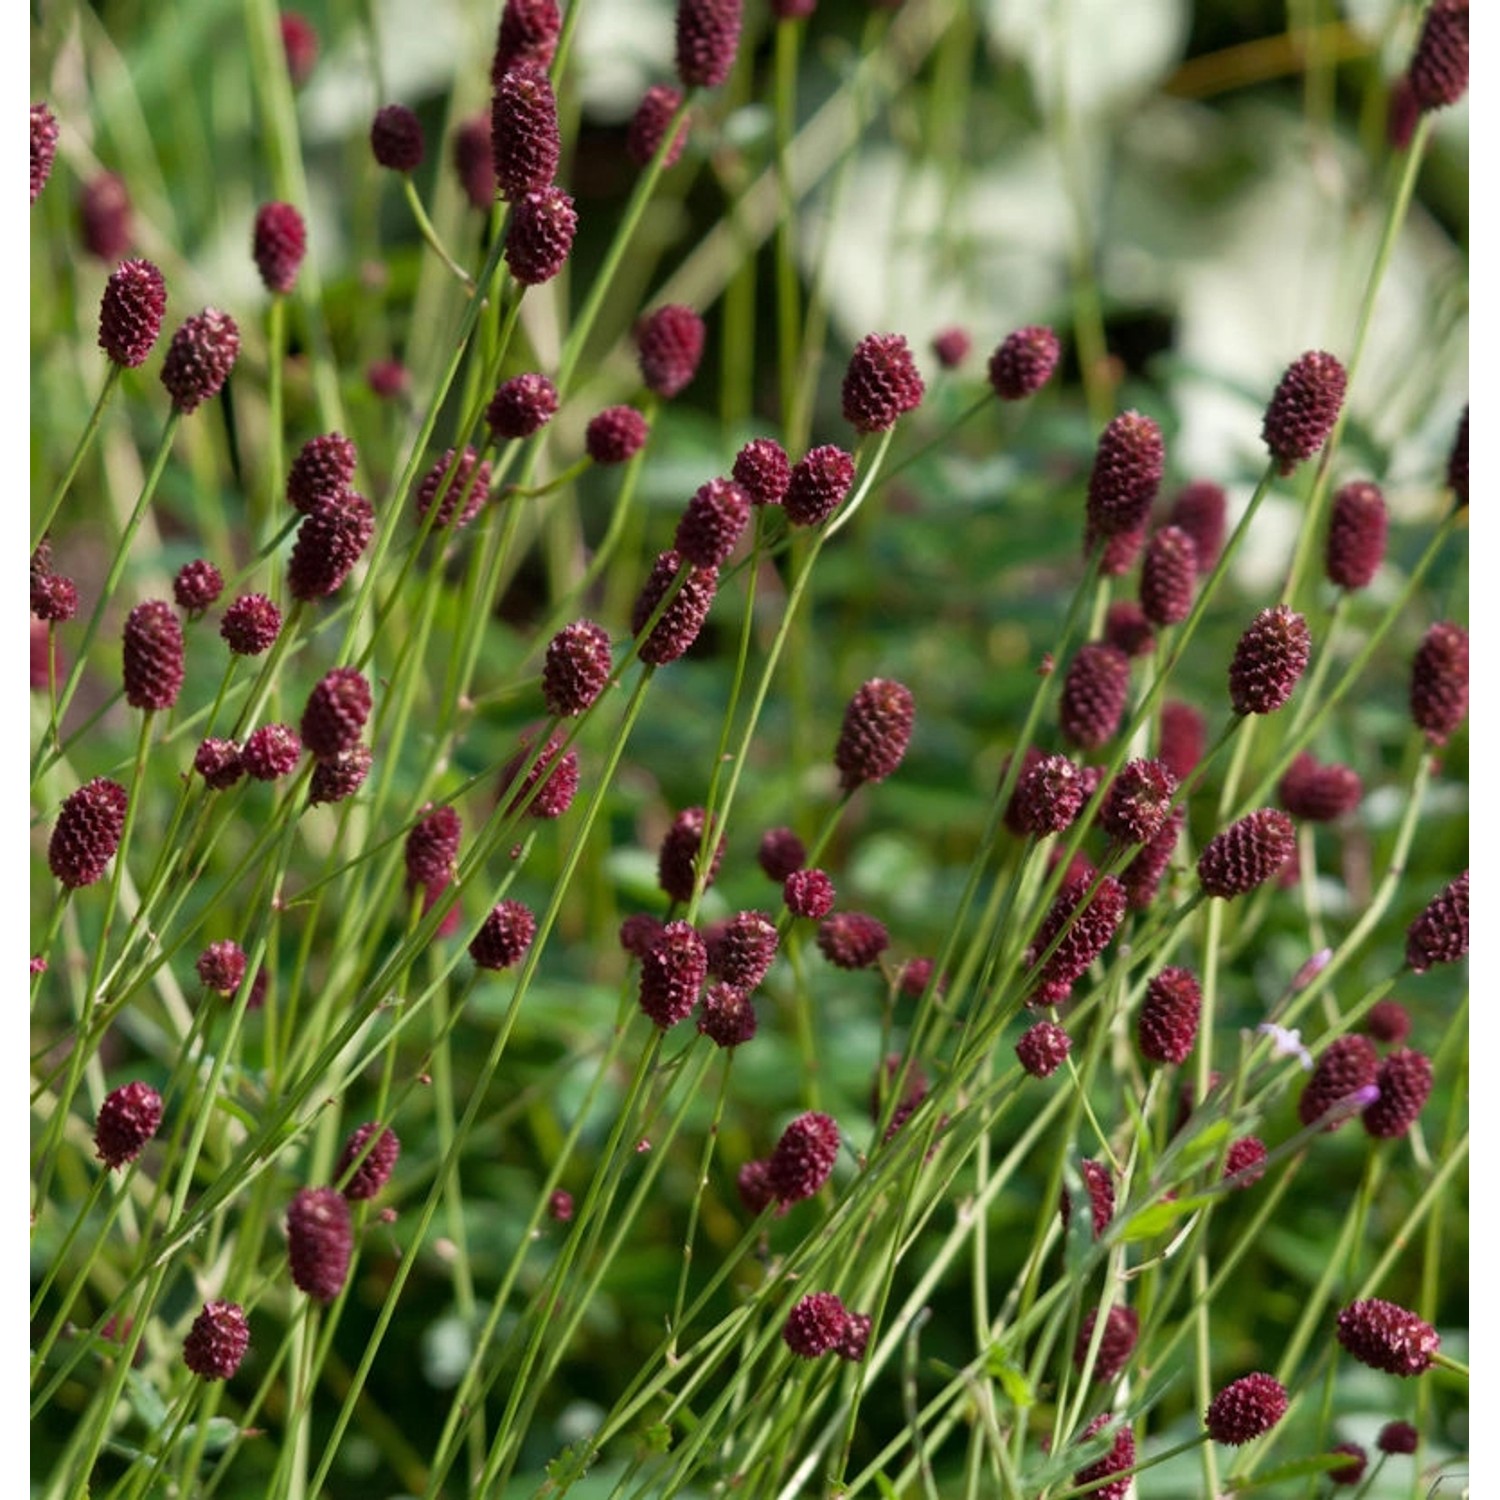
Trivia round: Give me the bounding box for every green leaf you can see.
[1119,1193,1213,1242]
[124,1370,169,1433]
[1224,1453,1352,1489]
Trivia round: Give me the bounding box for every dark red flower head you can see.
[1325,480,1388,590]
[300,667,372,762]
[405,805,461,891]
[1229,605,1310,716]
[931,326,971,369]
[469,899,537,970]
[491,61,561,199]
[733,437,791,507]
[1086,521,1145,578]
[242,723,302,781]
[196,940,248,995]
[1074,1305,1139,1382]
[1327,1443,1367,1485]
[1408,0,1468,111]
[1223,1136,1268,1187]
[487,372,559,440]
[636,305,706,398]
[1137,965,1201,1065]
[1168,481,1227,573]
[657,806,725,903]
[123,599,185,711]
[1377,1421,1419,1456]
[79,173,132,260]
[544,619,612,716]
[628,84,689,169]
[698,983,758,1047]
[335,1123,400,1200]
[220,593,283,655]
[1104,601,1155,658]
[987,324,1060,401]
[309,744,373,806]
[1122,804,1185,912]
[1014,753,1087,837]
[707,910,779,989]
[95,1080,162,1169]
[1026,875,1127,1002]
[675,477,750,568]
[637,919,708,1028]
[1139,526,1197,625]
[499,725,579,819]
[1362,1047,1433,1138]
[281,12,319,85]
[1335,1298,1439,1376]
[182,1301,250,1380]
[1405,870,1467,973]
[1447,405,1467,506]
[194,738,244,791]
[1059,1159,1115,1238]
[835,677,915,791]
[1101,757,1178,845]
[817,911,889,970]
[676,0,743,88]
[1298,1034,1380,1130]
[253,202,307,294]
[784,867,835,919]
[491,0,561,80]
[1086,411,1164,537]
[630,550,718,665]
[758,826,806,881]
[367,359,409,399]
[1205,1372,1288,1444]
[98,258,167,368]
[452,113,496,210]
[784,444,856,527]
[287,432,358,514]
[1409,621,1468,745]
[173,559,223,612]
[505,186,577,284]
[783,1292,849,1358]
[32,573,78,623]
[1071,1413,1135,1500]
[1015,1019,1071,1078]
[1197,809,1295,899]
[371,104,424,171]
[161,308,240,414]
[548,1188,574,1221]
[417,446,492,530]
[1363,998,1412,1046]
[619,913,666,959]
[767,1111,839,1202]
[31,102,59,204]
[586,405,650,465]
[287,490,375,600]
[286,1186,353,1302]
[1158,700,1205,782]
[841,332,925,434]
[1277,751,1362,822]
[1262,351,1346,474]
[736,1158,777,1215]
[1060,642,1131,750]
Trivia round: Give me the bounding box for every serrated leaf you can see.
[1175,1117,1232,1167]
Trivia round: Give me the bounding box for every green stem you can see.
[33,364,122,551]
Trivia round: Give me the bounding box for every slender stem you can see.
[33,364,122,551]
